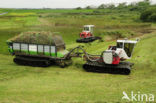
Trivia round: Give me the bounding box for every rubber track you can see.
[14,56,51,67]
[83,61,131,75]
[76,37,97,43]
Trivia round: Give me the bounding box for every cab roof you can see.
[84,25,95,27]
[117,40,137,44]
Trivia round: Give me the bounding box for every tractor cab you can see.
[80,25,94,38]
[116,39,138,59]
[83,25,94,34]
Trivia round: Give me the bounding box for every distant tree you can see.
[136,0,150,11]
[76,7,82,10]
[98,4,108,9]
[140,7,156,22]
[148,13,156,22]
[86,6,91,9]
[128,2,139,11]
[129,0,151,11]
[117,2,127,9]
[108,4,115,9]
[137,0,150,7]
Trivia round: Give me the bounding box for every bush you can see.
[148,13,156,22]
[76,7,82,10]
[85,6,91,9]
[140,7,156,22]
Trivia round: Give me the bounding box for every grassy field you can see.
[0,8,156,103]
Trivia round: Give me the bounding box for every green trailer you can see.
[7,31,71,67]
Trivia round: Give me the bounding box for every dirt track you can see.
[0,12,8,15]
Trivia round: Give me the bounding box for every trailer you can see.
[7,32,71,67]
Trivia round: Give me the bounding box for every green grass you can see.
[0,33,156,103]
[0,8,152,52]
[0,8,156,102]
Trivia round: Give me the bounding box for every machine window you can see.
[117,42,123,48]
[84,27,89,31]
[124,43,135,57]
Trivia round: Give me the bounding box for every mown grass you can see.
[0,33,155,103]
[0,8,155,103]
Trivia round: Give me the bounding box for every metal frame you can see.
[116,40,138,58]
[12,42,57,56]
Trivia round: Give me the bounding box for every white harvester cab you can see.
[83,25,94,34]
[115,39,138,59]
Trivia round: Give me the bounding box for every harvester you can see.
[82,39,138,74]
[76,25,101,43]
[7,31,138,75]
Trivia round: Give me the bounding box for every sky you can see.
[0,0,155,8]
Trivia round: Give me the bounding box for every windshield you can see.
[124,43,135,57]
[84,27,89,31]
[117,42,123,48]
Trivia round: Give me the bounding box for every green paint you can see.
[8,47,66,58]
[57,52,64,58]
[8,48,13,54]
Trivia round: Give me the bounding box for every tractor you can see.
[76,25,101,43]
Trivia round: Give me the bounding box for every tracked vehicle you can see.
[83,39,138,75]
[61,38,138,75]
[76,25,101,43]
[7,31,71,67]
